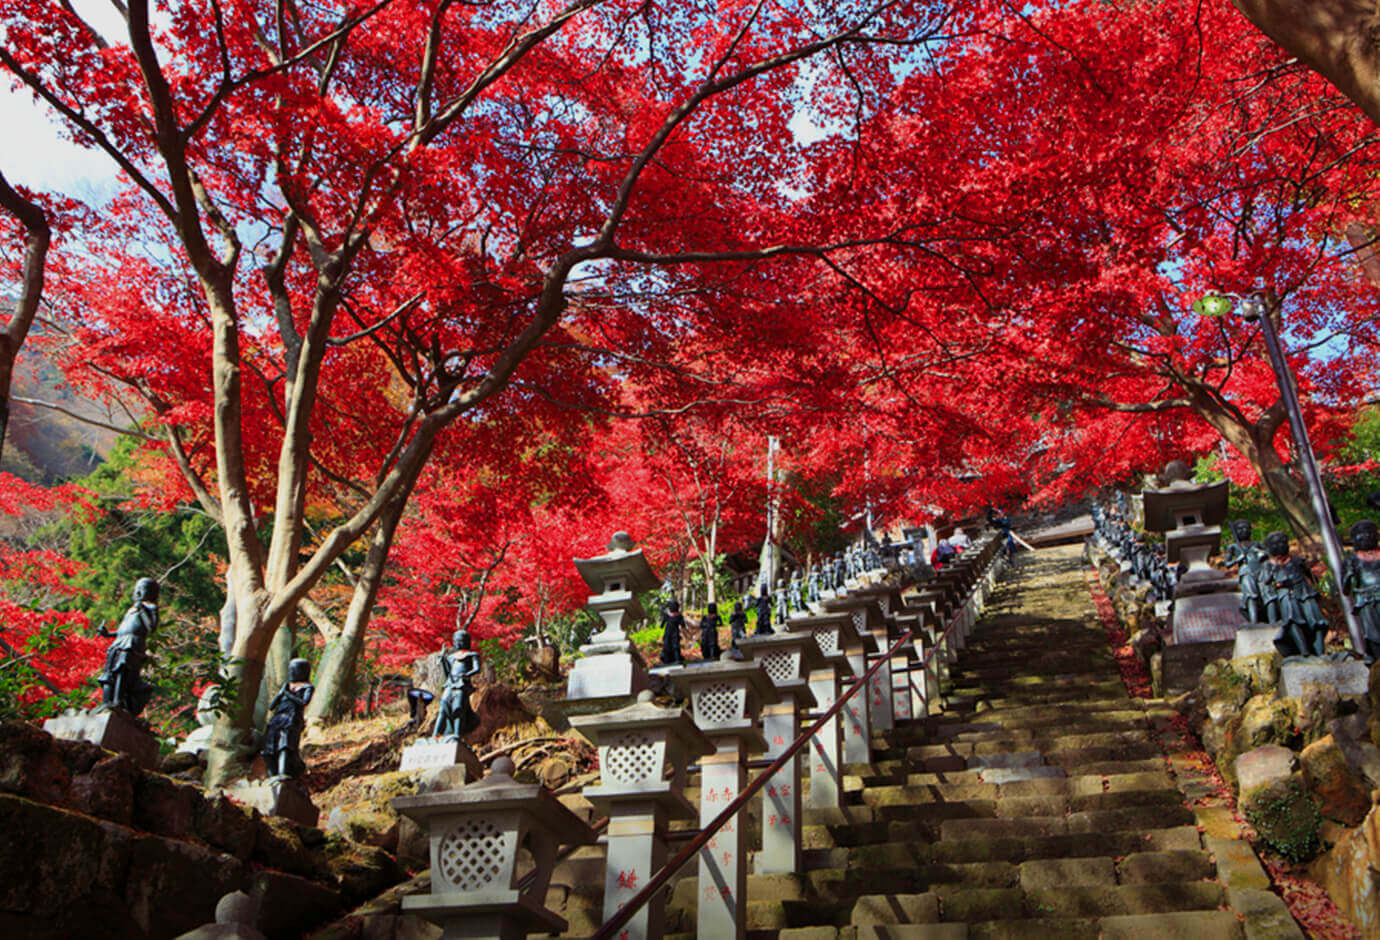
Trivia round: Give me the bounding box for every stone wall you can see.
[0,720,403,938]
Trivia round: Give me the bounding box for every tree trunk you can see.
[306,474,415,726]
[0,172,51,467]
[1230,0,1380,128]
[205,573,274,787]
[1255,442,1320,540]
[1184,385,1318,539]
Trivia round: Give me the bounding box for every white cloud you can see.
[0,0,128,202]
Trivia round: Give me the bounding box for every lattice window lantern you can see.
[737,631,828,695]
[571,690,711,804]
[672,659,780,744]
[392,757,596,937]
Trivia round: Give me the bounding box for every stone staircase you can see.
[549,545,1302,939]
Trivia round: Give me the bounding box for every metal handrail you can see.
[592,625,915,940]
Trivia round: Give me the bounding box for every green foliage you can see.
[547,608,598,655]
[1336,405,1380,465]
[1243,776,1321,863]
[477,637,527,686]
[35,436,228,735]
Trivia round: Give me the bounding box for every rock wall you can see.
[0,720,403,938]
[1086,534,1380,934]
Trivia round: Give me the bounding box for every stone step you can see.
[861,786,1183,816]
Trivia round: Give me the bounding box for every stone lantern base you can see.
[566,641,650,701]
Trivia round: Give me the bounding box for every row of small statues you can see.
[1091,507,1178,602]
[655,540,912,665]
[95,577,317,780]
[1095,498,1380,663]
[1227,519,1380,662]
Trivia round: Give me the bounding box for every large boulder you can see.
[1230,652,1281,697]
[1241,773,1322,863]
[133,770,199,839]
[195,791,259,860]
[0,721,71,805]
[1234,745,1294,795]
[1297,683,1342,744]
[1300,734,1371,826]
[1238,694,1299,752]
[69,754,139,825]
[1311,802,1380,937]
[1199,661,1252,725]
[322,836,406,907]
[1328,712,1380,790]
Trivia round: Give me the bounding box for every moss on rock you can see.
[1242,773,1322,863]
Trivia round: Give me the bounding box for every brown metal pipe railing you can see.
[591,626,915,940]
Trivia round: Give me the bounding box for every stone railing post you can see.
[571,692,710,940]
[392,757,596,940]
[674,661,779,940]
[783,614,863,807]
[736,633,826,874]
[826,597,895,734]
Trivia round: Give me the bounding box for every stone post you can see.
[392,757,596,940]
[673,661,779,940]
[839,616,879,765]
[571,692,710,940]
[783,615,860,808]
[823,597,895,734]
[736,633,826,874]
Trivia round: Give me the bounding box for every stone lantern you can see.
[736,632,825,874]
[1141,477,1249,693]
[392,757,597,940]
[673,661,779,940]
[1137,480,1247,648]
[791,611,877,765]
[824,596,894,732]
[567,531,660,703]
[782,613,858,809]
[570,692,710,940]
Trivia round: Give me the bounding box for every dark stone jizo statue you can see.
[1263,531,1329,658]
[699,602,722,661]
[1343,520,1380,663]
[729,600,747,649]
[262,658,313,779]
[97,577,159,717]
[1223,519,1269,623]
[433,629,481,739]
[660,599,685,665]
[754,587,774,636]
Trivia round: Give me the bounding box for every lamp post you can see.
[1194,290,1362,652]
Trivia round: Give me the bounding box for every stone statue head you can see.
[133,577,160,604]
[667,599,680,613]
[1159,460,1190,485]
[706,602,717,614]
[1264,531,1290,559]
[1352,520,1379,552]
[288,658,311,683]
[1229,519,1252,543]
[451,628,471,651]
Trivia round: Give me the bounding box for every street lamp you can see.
[1193,290,1363,653]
